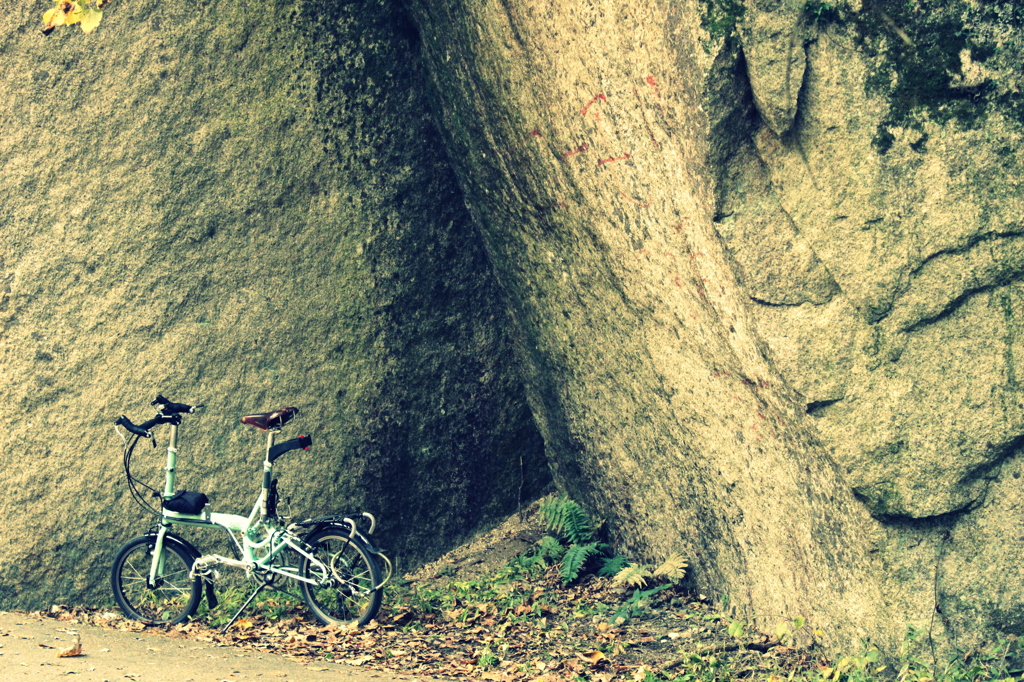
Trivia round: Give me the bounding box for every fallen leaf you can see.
[57,634,83,658]
[632,665,652,682]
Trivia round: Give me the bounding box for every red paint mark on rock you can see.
[561,143,589,159]
[598,153,632,166]
[619,192,650,207]
[580,93,607,117]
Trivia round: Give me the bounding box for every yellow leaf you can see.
[42,7,65,28]
[579,650,607,665]
[80,8,102,33]
[63,1,84,25]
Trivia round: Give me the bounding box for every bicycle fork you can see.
[147,526,171,589]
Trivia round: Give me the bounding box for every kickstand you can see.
[219,579,304,634]
[221,582,269,633]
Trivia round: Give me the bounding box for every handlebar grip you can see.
[115,415,152,438]
[152,395,203,414]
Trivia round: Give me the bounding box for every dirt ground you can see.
[0,610,431,681]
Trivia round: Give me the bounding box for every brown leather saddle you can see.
[240,406,299,431]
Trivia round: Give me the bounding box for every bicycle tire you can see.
[299,528,382,626]
[110,535,201,625]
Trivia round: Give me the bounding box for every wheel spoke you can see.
[300,531,381,626]
[112,538,200,625]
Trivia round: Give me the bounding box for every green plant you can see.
[537,495,615,583]
[609,583,673,625]
[597,554,629,577]
[476,646,499,668]
[560,542,604,584]
[776,615,807,646]
[607,553,687,625]
[893,624,1024,682]
[536,535,567,562]
[539,495,597,545]
[816,646,884,682]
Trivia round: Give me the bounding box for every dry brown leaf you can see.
[631,666,650,681]
[56,633,83,658]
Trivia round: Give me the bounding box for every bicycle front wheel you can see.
[299,529,382,626]
[111,536,201,625]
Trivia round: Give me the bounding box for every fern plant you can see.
[609,553,688,623]
[536,535,566,562]
[597,554,629,578]
[536,495,618,584]
[539,495,596,545]
[560,542,602,584]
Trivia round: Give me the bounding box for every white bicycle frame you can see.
[146,423,330,588]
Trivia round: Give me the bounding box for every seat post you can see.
[260,429,279,520]
[163,423,180,502]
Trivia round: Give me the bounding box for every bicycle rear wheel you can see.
[111,536,201,625]
[299,529,382,626]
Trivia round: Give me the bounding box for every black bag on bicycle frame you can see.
[162,490,209,514]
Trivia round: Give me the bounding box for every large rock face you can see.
[1,0,1022,655]
[718,0,1024,520]
[708,0,1024,644]
[0,0,548,608]
[403,0,1023,652]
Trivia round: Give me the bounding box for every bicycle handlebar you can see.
[115,395,204,437]
[115,415,154,438]
[153,395,203,415]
